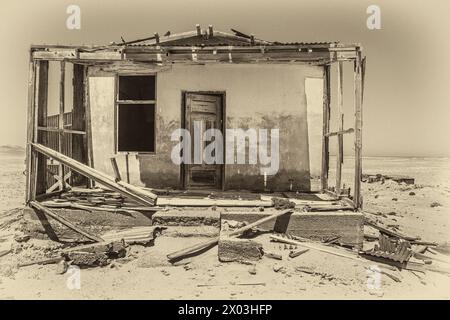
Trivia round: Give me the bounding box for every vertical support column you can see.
[84,66,95,188]
[72,64,87,186]
[321,65,331,191]
[58,61,66,190]
[336,61,344,195]
[353,51,363,208]
[36,61,49,195]
[26,56,37,203]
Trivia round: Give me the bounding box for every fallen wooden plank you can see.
[167,209,293,261]
[31,143,156,206]
[264,252,282,260]
[0,249,11,258]
[19,256,64,268]
[41,200,139,215]
[270,234,360,262]
[157,197,272,207]
[364,218,420,241]
[30,200,104,242]
[289,248,309,258]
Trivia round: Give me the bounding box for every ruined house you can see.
[24,26,365,248]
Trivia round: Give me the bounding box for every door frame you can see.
[181,91,226,190]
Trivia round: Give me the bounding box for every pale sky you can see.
[0,0,449,156]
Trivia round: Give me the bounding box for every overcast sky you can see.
[0,0,449,156]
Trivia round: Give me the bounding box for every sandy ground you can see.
[0,150,449,299]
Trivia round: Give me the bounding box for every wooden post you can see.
[25,56,36,203]
[353,51,363,208]
[125,153,130,184]
[35,61,49,196]
[110,157,121,182]
[83,66,95,188]
[58,61,66,190]
[336,61,344,195]
[321,65,331,191]
[72,64,87,186]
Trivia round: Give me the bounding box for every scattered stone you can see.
[225,220,245,229]
[392,198,398,201]
[14,235,30,243]
[374,195,379,199]
[248,265,257,275]
[183,264,192,271]
[408,192,416,196]
[161,269,170,276]
[430,202,442,208]
[272,197,295,210]
[55,260,68,274]
[273,264,284,273]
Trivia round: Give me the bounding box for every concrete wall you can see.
[88,63,323,191]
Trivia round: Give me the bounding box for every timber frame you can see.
[25,29,365,210]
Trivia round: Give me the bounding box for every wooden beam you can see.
[72,64,87,187]
[353,51,363,208]
[84,66,95,188]
[30,200,104,242]
[37,127,86,135]
[25,58,36,203]
[325,128,354,137]
[110,157,122,182]
[31,143,157,206]
[35,61,49,196]
[58,61,66,190]
[336,61,344,195]
[321,65,331,191]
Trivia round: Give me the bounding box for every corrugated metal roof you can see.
[118,29,339,48]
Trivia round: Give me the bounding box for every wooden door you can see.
[184,93,223,189]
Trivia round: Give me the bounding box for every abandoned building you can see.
[24,26,366,250]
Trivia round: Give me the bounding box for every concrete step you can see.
[152,208,220,227]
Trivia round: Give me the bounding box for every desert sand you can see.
[0,149,449,299]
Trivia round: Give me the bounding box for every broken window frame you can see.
[114,73,157,154]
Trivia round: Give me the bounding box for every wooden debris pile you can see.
[363,234,413,263]
[40,187,160,215]
[362,173,415,185]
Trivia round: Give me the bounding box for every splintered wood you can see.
[41,187,161,214]
[363,234,413,263]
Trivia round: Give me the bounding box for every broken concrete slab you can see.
[221,209,364,248]
[162,226,219,238]
[152,208,220,227]
[62,240,127,267]
[22,207,152,241]
[218,237,263,263]
[218,218,263,263]
[66,251,109,267]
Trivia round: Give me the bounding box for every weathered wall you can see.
[88,62,323,191]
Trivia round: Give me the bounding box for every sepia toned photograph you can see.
[0,0,449,303]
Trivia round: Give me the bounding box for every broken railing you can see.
[320,53,366,209]
[30,143,158,206]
